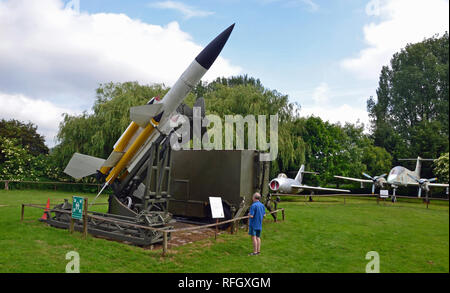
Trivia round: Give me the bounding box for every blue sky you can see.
[0,0,448,146]
[79,0,372,104]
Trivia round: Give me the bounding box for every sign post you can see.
[379,190,389,205]
[209,197,224,240]
[72,196,84,220]
[70,196,84,234]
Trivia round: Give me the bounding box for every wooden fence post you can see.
[70,218,74,234]
[21,204,24,222]
[162,231,168,256]
[215,219,218,240]
[83,198,88,238]
[282,209,285,221]
[69,196,74,234]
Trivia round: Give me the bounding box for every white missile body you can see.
[159,60,207,124]
[126,60,208,173]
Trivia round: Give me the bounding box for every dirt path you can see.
[144,221,223,250]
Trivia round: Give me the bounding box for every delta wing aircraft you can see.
[334,156,449,198]
[268,165,351,197]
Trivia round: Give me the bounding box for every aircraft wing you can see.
[291,185,351,193]
[406,182,449,188]
[334,175,372,183]
[429,183,449,188]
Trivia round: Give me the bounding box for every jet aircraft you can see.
[334,156,449,199]
[269,165,351,198]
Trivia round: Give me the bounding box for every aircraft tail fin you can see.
[64,153,105,180]
[414,157,422,177]
[399,156,435,177]
[294,165,305,184]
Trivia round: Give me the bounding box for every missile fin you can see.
[64,153,105,179]
[102,151,126,168]
[130,104,164,127]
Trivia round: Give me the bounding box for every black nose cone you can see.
[195,23,235,70]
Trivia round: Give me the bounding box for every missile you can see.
[64,24,235,186]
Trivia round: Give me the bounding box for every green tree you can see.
[199,77,301,178]
[0,137,61,181]
[0,119,48,160]
[290,117,366,186]
[361,145,392,177]
[368,32,449,164]
[433,152,449,183]
[0,137,34,180]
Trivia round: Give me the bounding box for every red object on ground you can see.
[41,198,50,220]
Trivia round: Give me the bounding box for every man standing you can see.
[248,192,266,256]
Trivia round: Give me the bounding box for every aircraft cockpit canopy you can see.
[389,166,404,175]
[277,173,288,178]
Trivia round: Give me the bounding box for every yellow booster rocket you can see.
[63,24,235,185]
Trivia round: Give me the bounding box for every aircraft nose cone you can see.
[195,23,235,70]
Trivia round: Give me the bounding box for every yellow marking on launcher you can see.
[99,122,140,175]
[105,119,159,183]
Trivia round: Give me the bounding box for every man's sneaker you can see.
[248,252,258,256]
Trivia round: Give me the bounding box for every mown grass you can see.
[0,190,448,273]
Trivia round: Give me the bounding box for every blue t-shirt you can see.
[249,201,266,230]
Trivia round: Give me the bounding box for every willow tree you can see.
[52,82,169,177]
[199,76,304,178]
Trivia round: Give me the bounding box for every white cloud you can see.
[297,82,370,129]
[0,0,240,147]
[257,0,319,11]
[298,0,319,12]
[149,1,215,19]
[0,92,79,147]
[299,104,370,128]
[312,82,330,104]
[341,0,449,80]
[0,0,240,101]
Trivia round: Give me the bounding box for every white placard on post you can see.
[209,197,224,219]
[380,190,389,198]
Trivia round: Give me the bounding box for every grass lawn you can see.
[0,189,448,273]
